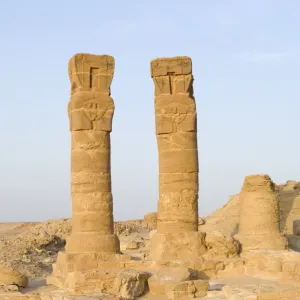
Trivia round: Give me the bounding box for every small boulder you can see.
[166,280,209,300]
[5,284,19,292]
[148,268,191,296]
[0,268,28,288]
[114,269,150,299]
[204,231,240,259]
[120,240,139,252]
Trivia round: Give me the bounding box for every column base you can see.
[235,233,287,252]
[47,251,132,293]
[65,233,120,253]
[149,231,207,261]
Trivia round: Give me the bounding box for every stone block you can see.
[148,268,191,296]
[166,280,209,300]
[149,231,206,261]
[114,269,150,299]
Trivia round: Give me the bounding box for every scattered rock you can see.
[114,269,150,299]
[148,268,191,296]
[166,280,209,300]
[5,284,19,291]
[204,231,240,259]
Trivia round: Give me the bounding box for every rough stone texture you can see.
[285,195,300,234]
[199,181,300,240]
[66,53,119,254]
[143,212,157,229]
[166,280,209,300]
[204,231,240,259]
[148,268,191,296]
[114,269,150,299]
[149,56,206,261]
[47,53,125,293]
[0,268,28,288]
[235,174,287,251]
[242,250,300,283]
[293,219,300,235]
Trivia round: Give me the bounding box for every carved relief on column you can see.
[67,53,115,132]
[65,54,119,254]
[149,57,206,260]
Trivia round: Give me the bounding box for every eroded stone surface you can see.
[235,174,287,251]
[143,212,157,230]
[47,53,124,293]
[67,53,119,254]
[148,267,192,296]
[149,56,206,261]
[204,231,240,259]
[114,269,150,299]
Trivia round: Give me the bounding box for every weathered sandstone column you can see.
[236,174,287,251]
[66,53,119,253]
[47,53,127,292]
[149,56,206,260]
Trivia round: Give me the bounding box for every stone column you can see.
[65,53,119,254]
[47,53,126,292]
[236,174,287,251]
[66,54,119,253]
[149,56,206,260]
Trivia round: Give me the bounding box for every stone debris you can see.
[114,269,150,299]
[204,231,240,259]
[166,279,209,300]
[148,268,192,296]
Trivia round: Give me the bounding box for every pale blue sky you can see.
[1,0,299,222]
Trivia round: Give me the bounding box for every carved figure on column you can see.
[149,56,206,260]
[47,54,129,293]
